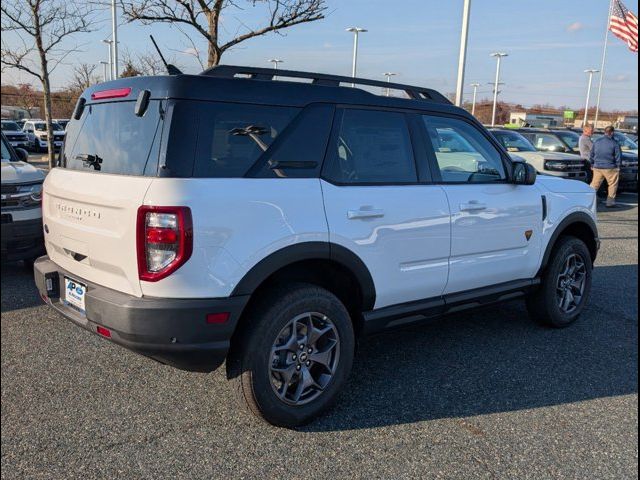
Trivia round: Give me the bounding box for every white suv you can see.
[22,120,66,152]
[34,67,600,427]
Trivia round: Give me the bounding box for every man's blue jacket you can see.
[589,135,622,169]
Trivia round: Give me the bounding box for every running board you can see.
[362,279,540,335]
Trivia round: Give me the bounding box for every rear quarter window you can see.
[184,102,299,178]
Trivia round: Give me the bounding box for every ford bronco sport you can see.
[34,66,599,427]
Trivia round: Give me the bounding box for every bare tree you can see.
[119,0,327,68]
[1,0,94,167]
[69,63,100,93]
[120,47,180,76]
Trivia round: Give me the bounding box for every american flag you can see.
[609,0,638,52]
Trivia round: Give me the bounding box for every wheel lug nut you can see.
[299,345,304,350]
[307,347,312,353]
[306,361,311,367]
[296,365,301,370]
[292,354,297,360]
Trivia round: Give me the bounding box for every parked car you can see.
[490,129,587,181]
[1,120,30,149]
[34,67,599,427]
[22,120,66,152]
[1,132,45,264]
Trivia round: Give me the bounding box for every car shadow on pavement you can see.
[304,264,638,432]
[1,261,42,313]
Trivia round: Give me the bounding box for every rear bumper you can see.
[1,216,45,261]
[34,256,249,372]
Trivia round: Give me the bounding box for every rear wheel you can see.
[527,236,592,327]
[231,283,354,427]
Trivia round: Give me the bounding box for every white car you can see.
[1,120,30,149]
[1,132,45,263]
[22,120,66,152]
[34,67,600,427]
[491,129,588,181]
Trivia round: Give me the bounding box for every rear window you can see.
[62,101,163,176]
[2,122,20,131]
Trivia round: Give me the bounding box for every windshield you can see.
[492,131,537,152]
[432,128,476,152]
[1,122,20,131]
[1,136,13,162]
[523,132,568,151]
[554,130,580,150]
[34,122,63,131]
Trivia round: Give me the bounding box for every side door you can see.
[320,107,451,310]
[420,114,543,294]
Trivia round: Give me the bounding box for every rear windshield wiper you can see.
[75,153,103,171]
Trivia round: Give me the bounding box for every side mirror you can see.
[512,162,536,185]
[15,148,29,162]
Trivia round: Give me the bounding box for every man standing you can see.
[579,124,594,182]
[590,126,622,208]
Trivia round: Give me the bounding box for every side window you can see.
[323,109,417,184]
[193,102,299,178]
[422,115,506,183]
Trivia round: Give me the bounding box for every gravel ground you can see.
[1,194,638,479]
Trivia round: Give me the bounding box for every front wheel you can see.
[527,236,593,327]
[231,284,354,428]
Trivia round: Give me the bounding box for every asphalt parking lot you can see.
[1,195,638,479]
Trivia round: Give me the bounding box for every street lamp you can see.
[490,52,508,126]
[269,58,283,80]
[346,27,367,86]
[100,61,109,82]
[470,82,481,116]
[583,69,600,126]
[454,0,472,106]
[269,58,283,70]
[102,39,113,81]
[383,72,397,96]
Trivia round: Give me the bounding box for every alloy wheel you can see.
[556,253,587,314]
[269,312,340,406]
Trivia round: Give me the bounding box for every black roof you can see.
[81,65,465,118]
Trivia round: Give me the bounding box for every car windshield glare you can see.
[495,131,537,152]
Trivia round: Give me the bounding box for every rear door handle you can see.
[347,208,385,220]
[459,201,488,212]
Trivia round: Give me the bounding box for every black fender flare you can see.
[231,241,376,311]
[537,211,600,276]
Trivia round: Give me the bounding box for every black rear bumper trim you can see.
[34,256,249,372]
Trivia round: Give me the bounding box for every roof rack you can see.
[200,65,452,105]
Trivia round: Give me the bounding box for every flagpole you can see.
[594,0,613,127]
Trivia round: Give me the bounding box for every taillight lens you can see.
[137,206,193,282]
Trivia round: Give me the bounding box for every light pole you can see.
[470,82,481,116]
[269,58,283,70]
[455,0,472,106]
[102,39,113,81]
[100,61,109,82]
[111,0,119,78]
[346,27,367,86]
[383,72,397,96]
[583,69,599,127]
[490,52,508,126]
[269,58,283,80]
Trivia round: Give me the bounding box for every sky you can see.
[2,0,639,111]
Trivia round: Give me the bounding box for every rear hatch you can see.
[43,88,164,296]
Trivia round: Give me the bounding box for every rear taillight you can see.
[136,206,193,282]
